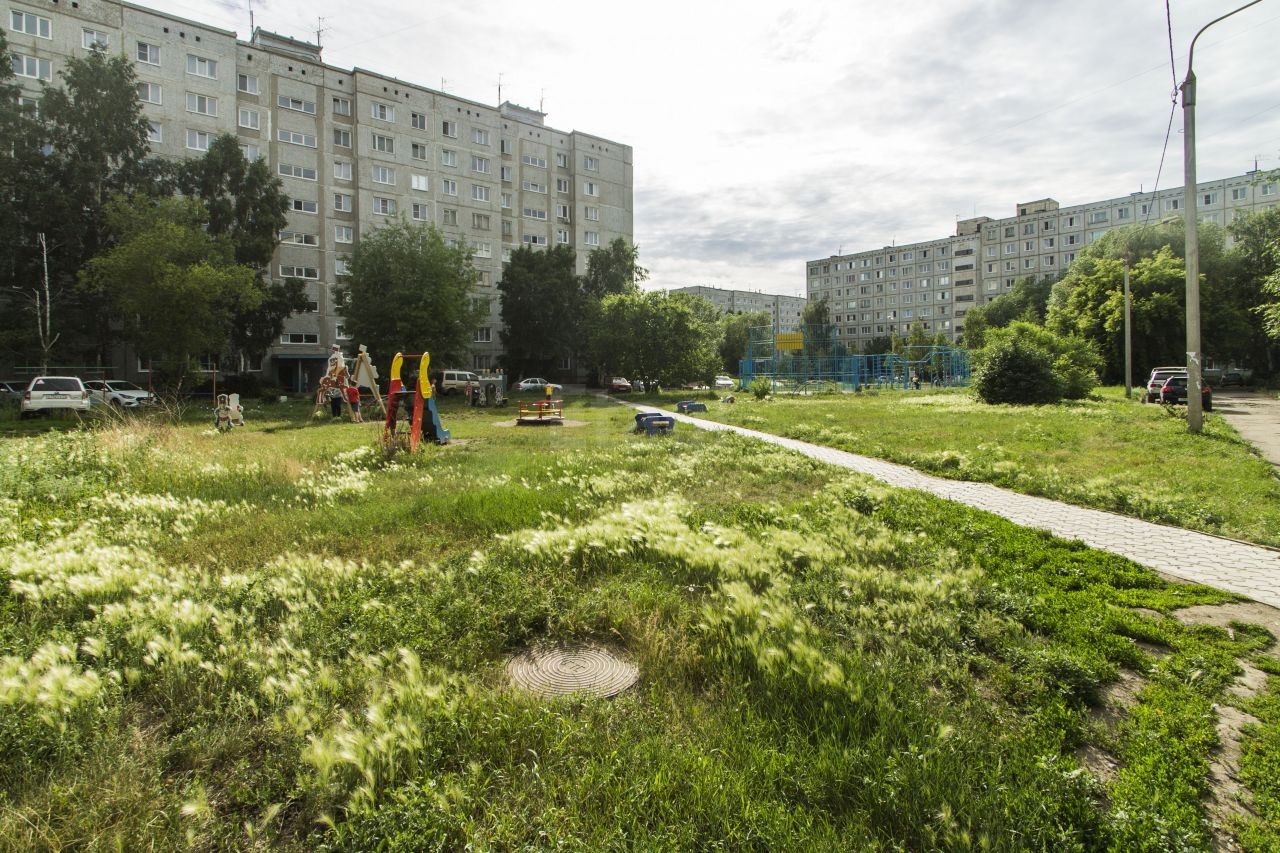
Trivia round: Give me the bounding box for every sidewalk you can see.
[617,399,1280,609]
[1214,388,1280,471]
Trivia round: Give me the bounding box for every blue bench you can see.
[676,400,707,414]
[634,412,675,435]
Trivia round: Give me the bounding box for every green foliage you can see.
[719,310,770,373]
[749,377,772,399]
[580,237,647,299]
[586,291,721,388]
[979,322,1102,401]
[334,220,484,365]
[962,274,1059,349]
[973,331,1063,404]
[497,244,581,379]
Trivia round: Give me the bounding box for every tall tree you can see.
[581,237,647,299]
[498,244,582,379]
[586,291,720,389]
[332,220,483,366]
[720,310,771,374]
[961,274,1058,349]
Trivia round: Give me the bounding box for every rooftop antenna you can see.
[540,88,544,113]
[248,0,254,34]
[315,16,326,47]
[497,72,503,104]
[441,77,447,92]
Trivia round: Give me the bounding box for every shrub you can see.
[749,378,772,400]
[974,322,1101,404]
[974,336,1063,404]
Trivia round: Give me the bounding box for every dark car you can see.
[1159,375,1212,411]
[1220,371,1245,387]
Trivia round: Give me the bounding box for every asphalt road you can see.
[1213,388,1280,471]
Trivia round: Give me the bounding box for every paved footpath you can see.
[619,400,1280,609]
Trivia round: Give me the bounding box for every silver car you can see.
[85,379,154,408]
[20,376,91,418]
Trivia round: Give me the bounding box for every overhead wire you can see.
[1143,0,1183,224]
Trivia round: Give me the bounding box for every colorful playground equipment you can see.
[516,397,564,425]
[383,351,450,451]
[213,393,244,432]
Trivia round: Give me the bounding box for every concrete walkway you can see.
[1214,388,1280,472]
[618,400,1280,609]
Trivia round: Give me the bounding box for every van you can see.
[436,370,482,395]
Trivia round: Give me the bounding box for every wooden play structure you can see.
[383,351,450,451]
[312,344,388,421]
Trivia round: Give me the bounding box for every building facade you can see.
[807,172,1278,351]
[669,286,806,332]
[6,0,633,388]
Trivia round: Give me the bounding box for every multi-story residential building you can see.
[669,286,806,332]
[807,172,1278,351]
[6,0,633,388]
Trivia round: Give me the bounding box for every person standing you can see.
[346,384,362,422]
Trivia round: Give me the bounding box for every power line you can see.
[1142,0,1184,225]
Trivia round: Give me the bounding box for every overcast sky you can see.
[156,0,1278,296]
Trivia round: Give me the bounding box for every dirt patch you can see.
[1094,669,1146,729]
[1206,703,1261,849]
[1228,660,1269,700]
[1130,607,1165,622]
[1077,742,1120,785]
[1134,639,1173,659]
[1172,602,1280,656]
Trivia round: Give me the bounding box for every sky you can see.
[152,0,1279,297]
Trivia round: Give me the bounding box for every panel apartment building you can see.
[807,171,1278,352]
[669,286,806,332]
[6,0,633,388]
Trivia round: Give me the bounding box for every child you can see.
[346,384,362,422]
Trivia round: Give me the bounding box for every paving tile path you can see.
[618,399,1280,609]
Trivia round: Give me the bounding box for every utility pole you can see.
[1124,260,1132,398]
[1180,0,1263,433]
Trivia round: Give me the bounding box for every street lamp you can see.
[1180,0,1263,433]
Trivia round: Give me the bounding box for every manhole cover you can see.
[506,642,639,699]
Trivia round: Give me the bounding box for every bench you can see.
[634,412,675,435]
[675,400,707,414]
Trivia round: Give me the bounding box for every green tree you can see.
[587,291,720,389]
[802,295,835,357]
[719,310,770,374]
[581,237,647,299]
[863,336,893,355]
[333,220,483,367]
[498,244,582,380]
[977,321,1102,400]
[962,274,1058,349]
[80,196,261,377]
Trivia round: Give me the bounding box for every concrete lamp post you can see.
[1180,0,1263,433]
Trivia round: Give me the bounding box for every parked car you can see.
[435,369,482,395]
[1159,375,1213,411]
[714,375,736,390]
[514,377,563,394]
[84,379,153,408]
[0,380,24,406]
[1145,366,1185,403]
[20,376,91,418]
[1220,370,1246,387]
[608,377,632,393]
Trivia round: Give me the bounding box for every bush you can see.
[974,336,1063,404]
[974,322,1101,404]
[749,378,772,400]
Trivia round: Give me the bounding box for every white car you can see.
[84,379,153,408]
[20,376,91,418]
[714,375,736,390]
[515,377,563,393]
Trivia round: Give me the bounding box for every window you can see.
[522,180,547,194]
[555,152,569,168]
[279,230,318,246]
[370,101,395,122]
[1004,243,1016,254]
[1201,192,1218,206]
[441,120,457,138]
[583,181,598,197]
[501,192,512,209]
[278,163,317,181]
[137,41,160,64]
[1164,198,1181,210]
[333,128,351,148]
[411,174,429,191]
[556,178,569,193]
[186,54,217,79]
[185,129,212,151]
[523,207,547,220]
[584,230,599,246]
[186,93,218,117]
[556,229,569,244]
[332,96,351,116]
[556,203,570,220]
[238,108,259,129]
[472,128,489,145]
[277,95,316,115]
[411,143,428,161]
[1117,207,1130,220]
[584,155,599,171]
[1089,211,1108,224]
[278,128,317,147]
[441,208,457,226]
[372,165,395,184]
[281,333,319,345]
[1043,237,1055,248]
[522,154,547,168]
[292,198,318,214]
[442,179,457,196]
[240,143,259,160]
[147,122,162,143]
[472,185,490,202]
[1023,241,1034,251]
[137,82,161,104]
[333,161,352,181]
[11,10,50,37]
[82,28,109,49]
[411,202,429,221]
[441,149,457,168]
[470,155,490,174]
[501,165,512,181]
[522,234,548,246]
[1262,184,1277,197]
[238,74,259,95]
[12,54,50,80]
[411,111,426,130]
[472,212,490,229]
[585,206,599,222]
[335,225,353,243]
[371,133,394,154]
[500,138,512,155]
[280,265,319,279]
[474,327,491,343]
[333,193,351,212]
[373,197,396,216]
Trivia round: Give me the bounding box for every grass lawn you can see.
[1,395,1278,849]
[657,385,1280,548]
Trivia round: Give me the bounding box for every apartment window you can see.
[11,10,50,37]
[522,234,548,246]
[556,178,570,193]
[441,149,457,167]
[1139,203,1151,216]
[985,246,997,257]
[186,93,218,117]
[292,198,318,214]
[584,230,599,246]
[585,206,599,222]
[500,192,512,209]
[278,129,317,148]
[411,174,429,191]
[411,111,426,130]
[1164,198,1181,210]
[278,163,317,181]
[137,81,161,104]
[280,333,319,344]
[185,129,212,151]
[442,119,457,137]
[147,122,162,143]
[237,74,259,95]
[555,152,569,168]
[186,54,217,79]
[12,54,51,80]
[372,165,395,185]
[523,207,547,220]
[333,161,352,181]
[1023,258,1036,269]
[82,28,109,49]
[333,193,352,212]
[556,229,569,244]
[279,265,319,279]
[371,133,394,154]
[333,128,351,148]
[584,155,599,171]
[332,97,351,116]
[1002,226,1015,238]
[1261,184,1277,197]
[474,327,491,343]
[335,225,353,243]
[370,101,395,122]
[522,180,547,194]
[556,203,570,221]
[278,95,316,115]
[411,202,429,221]
[583,181,598,197]
[1201,192,1218,206]
[471,155,490,174]
[522,154,547,169]
[1004,243,1016,254]
[373,197,396,216]
[472,212,490,229]
[279,230,318,246]
[442,179,457,196]
[136,41,160,65]
[411,143,428,161]
[500,138,512,155]
[441,208,457,226]
[1066,216,1077,226]
[1043,237,1055,248]
[238,108,259,130]
[1089,211,1108,224]
[240,143,259,160]
[1117,207,1130,220]
[501,165,512,181]
[1023,241,1034,251]
[472,128,489,145]
[472,185,490,202]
